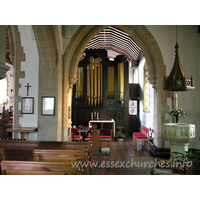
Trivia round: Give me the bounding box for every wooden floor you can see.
[91,135,153,175]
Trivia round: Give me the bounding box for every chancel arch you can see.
[63,25,170,147]
[6,25,170,147]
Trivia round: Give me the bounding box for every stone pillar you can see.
[153,63,171,148]
[0,25,9,79]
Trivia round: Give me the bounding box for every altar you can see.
[88,120,115,141]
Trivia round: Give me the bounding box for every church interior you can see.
[0,25,200,178]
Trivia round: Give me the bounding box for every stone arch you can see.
[63,25,170,147]
[8,25,26,127]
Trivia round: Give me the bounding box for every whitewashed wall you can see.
[16,25,39,140]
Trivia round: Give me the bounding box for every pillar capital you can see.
[69,76,78,89]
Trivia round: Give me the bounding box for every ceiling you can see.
[80,26,141,61]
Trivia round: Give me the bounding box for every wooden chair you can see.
[99,129,112,141]
[70,128,82,142]
[133,126,149,151]
[85,128,112,141]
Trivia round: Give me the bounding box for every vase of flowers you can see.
[169,108,186,123]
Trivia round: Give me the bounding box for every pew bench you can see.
[0,140,92,154]
[1,160,82,175]
[133,126,149,151]
[0,148,91,175]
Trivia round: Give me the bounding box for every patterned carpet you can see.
[91,137,153,175]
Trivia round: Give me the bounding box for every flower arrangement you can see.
[169,108,186,123]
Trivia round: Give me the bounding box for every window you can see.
[129,100,137,115]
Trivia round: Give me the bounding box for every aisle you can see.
[91,137,152,175]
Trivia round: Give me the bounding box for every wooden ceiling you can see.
[80,26,141,61]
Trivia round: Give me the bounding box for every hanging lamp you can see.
[163,26,195,91]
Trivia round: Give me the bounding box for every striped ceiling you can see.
[80,26,141,61]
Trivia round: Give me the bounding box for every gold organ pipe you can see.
[118,62,124,102]
[107,67,110,98]
[108,67,111,98]
[98,57,101,106]
[94,58,97,106]
[87,57,103,106]
[76,67,83,98]
[118,63,120,101]
[88,62,91,106]
[120,62,124,101]
[100,60,103,105]
[111,67,114,98]
[91,57,94,106]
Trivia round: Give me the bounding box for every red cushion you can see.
[87,135,93,138]
[133,132,143,135]
[135,135,148,139]
[100,136,111,138]
[71,135,82,138]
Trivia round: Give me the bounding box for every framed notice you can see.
[41,96,55,116]
[21,97,34,114]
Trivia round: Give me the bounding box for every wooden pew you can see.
[1,160,82,175]
[0,148,91,175]
[0,140,93,175]
[0,140,92,152]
